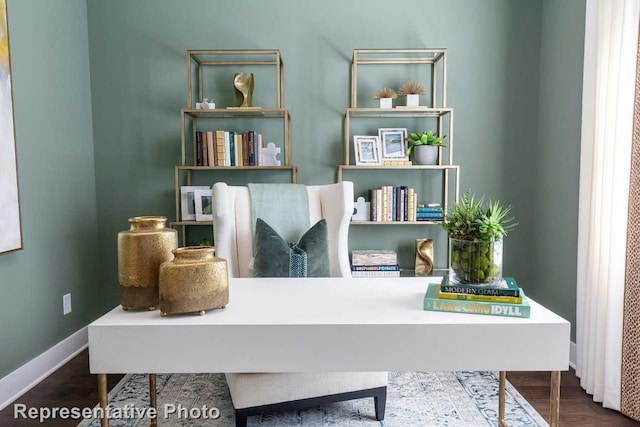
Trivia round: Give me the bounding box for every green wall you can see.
[533,0,585,339]
[0,0,586,381]
[0,0,99,378]
[86,0,549,303]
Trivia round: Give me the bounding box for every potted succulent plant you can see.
[398,81,426,107]
[442,190,517,284]
[406,131,446,165]
[373,87,397,109]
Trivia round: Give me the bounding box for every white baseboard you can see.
[0,327,88,412]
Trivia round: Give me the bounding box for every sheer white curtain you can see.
[576,0,639,410]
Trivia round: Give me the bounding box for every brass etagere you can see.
[338,49,460,271]
[172,50,297,245]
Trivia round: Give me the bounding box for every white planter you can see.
[412,145,438,165]
[379,98,393,109]
[406,94,420,107]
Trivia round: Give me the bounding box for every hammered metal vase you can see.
[117,216,178,311]
[159,246,229,316]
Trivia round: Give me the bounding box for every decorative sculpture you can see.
[233,72,254,108]
[351,197,371,221]
[414,238,434,276]
[261,142,282,166]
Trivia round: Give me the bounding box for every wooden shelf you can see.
[346,107,453,118]
[171,221,212,227]
[339,164,459,171]
[177,165,297,172]
[182,108,289,119]
[351,220,444,225]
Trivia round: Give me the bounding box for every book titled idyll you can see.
[423,281,530,318]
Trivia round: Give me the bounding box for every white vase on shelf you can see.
[379,98,393,108]
[406,94,420,107]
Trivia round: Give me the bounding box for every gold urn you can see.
[159,246,229,316]
[117,216,178,311]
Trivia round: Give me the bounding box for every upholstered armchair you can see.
[212,181,387,427]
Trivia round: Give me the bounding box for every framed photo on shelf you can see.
[194,188,213,222]
[378,128,408,159]
[354,135,381,165]
[180,186,210,221]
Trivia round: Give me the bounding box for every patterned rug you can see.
[78,371,548,427]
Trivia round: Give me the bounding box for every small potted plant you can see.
[398,81,426,107]
[373,87,397,109]
[442,190,517,284]
[405,131,446,165]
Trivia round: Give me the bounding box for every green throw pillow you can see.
[253,218,330,278]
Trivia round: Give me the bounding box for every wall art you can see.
[0,0,22,254]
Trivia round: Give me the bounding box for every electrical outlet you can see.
[63,293,72,315]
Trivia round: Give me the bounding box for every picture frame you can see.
[353,135,381,165]
[180,186,210,221]
[194,188,213,222]
[378,128,408,159]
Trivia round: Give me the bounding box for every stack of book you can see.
[350,250,400,277]
[416,204,444,221]
[423,275,530,318]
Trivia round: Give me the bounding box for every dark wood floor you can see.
[1,349,638,426]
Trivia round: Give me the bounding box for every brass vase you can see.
[159,246,229,316]
[117,216,178,310]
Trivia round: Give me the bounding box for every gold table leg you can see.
[499,371,508,427]
[550,371,561,427]
[98,373,109,427]
[149,374,158,427]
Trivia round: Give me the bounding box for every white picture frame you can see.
[194,188,213,222]
[180,186,210,221]
[354,135,381,165]
[378,128,408,159]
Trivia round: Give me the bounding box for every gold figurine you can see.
[414,238,434,276]
[234,72,254,108]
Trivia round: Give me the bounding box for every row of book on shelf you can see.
[195,130,264,167]
[350,249,400,277]
[423,275,530,318]
[368,186,444,222]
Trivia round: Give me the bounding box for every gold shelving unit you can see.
[173,50,296,245]
[339,49,459,271]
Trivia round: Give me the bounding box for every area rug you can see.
[77,371,548,427]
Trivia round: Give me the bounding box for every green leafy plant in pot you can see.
[406,131,446,165]
[442,190,517,284]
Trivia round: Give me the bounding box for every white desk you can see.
[89,277,570,426]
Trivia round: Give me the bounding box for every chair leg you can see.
[235,408,248,427]
[374,387,387,421]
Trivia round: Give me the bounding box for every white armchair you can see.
[212,181,387,427]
